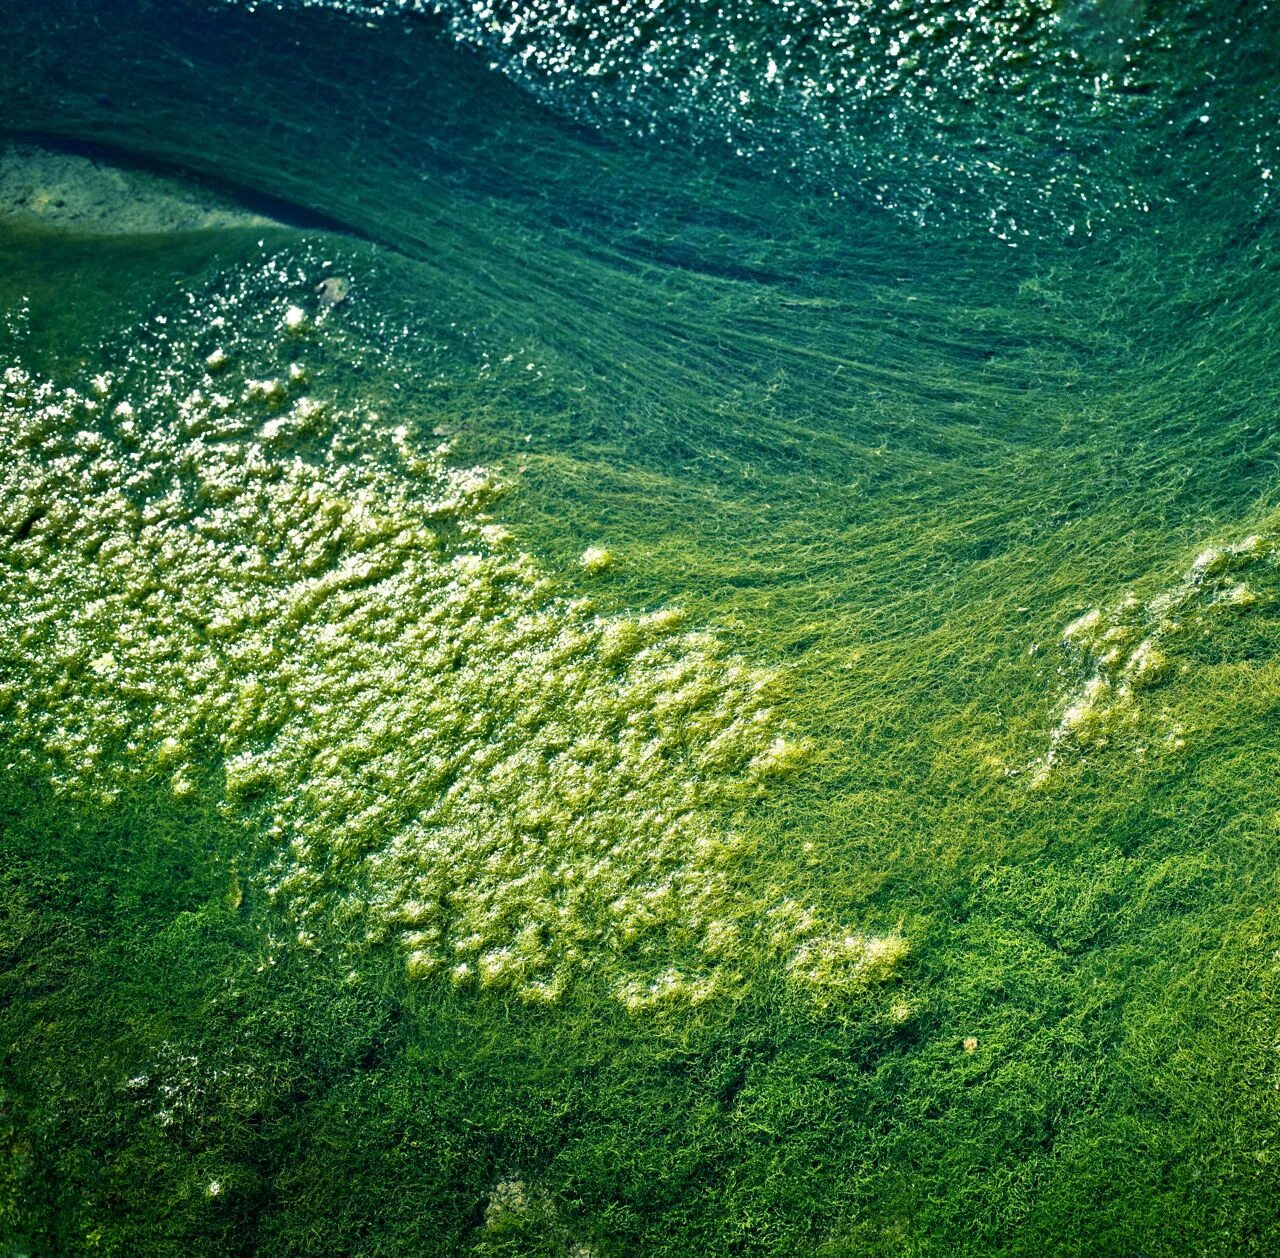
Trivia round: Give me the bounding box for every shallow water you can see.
[2,2,1280,1255]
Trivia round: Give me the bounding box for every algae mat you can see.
[2,2,1280,1256]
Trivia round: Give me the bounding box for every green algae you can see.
[2,2,1280,1256]
[0,247,904,1014]
[1029,527,1280,782]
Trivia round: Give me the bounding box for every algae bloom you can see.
[0,252,904,1012]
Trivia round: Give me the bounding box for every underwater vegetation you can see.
[2,0,1280,1255]
[0,250,905,1013]
[1033,531,1280,782]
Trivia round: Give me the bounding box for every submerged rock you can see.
[315,275,350,306]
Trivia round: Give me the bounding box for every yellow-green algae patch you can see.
[0,260,904,1011]
[1031,531,1278,783]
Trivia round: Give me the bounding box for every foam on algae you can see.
[0,251,905,1011]
[1029,533,1277,784]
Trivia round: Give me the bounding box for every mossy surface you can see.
[2,2,1280,1255]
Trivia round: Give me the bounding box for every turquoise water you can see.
[3,2,1280,1254]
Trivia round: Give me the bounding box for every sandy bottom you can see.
[0,141,279,233]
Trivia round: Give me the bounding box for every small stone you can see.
[315,276,350,307]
